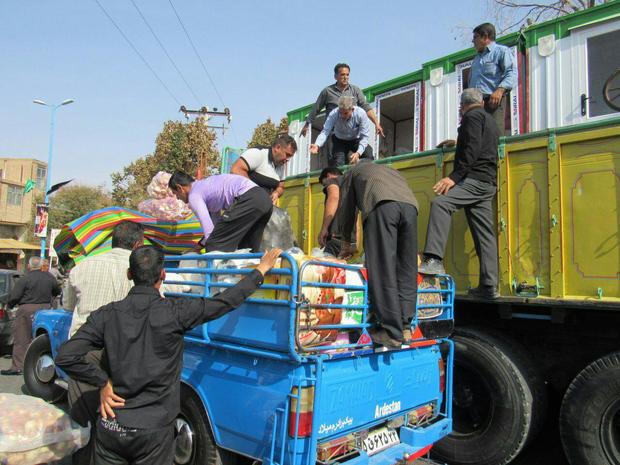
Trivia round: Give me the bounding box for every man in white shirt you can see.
[64,221,144,465]
[231,134,297,204]
[310,96,373,167]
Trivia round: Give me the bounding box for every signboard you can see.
[48,228,61,257]
[34,203,49,238]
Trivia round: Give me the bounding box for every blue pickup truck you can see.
[24,252,454,465]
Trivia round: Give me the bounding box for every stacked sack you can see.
[0,393,90,465]
[138,171,192,221]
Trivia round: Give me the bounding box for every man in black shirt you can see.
[420,88,500,299]
[56,246,281,465]
[1,256,60,375]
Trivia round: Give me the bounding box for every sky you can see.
[1,0,490,189]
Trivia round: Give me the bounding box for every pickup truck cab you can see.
[25,252,454,465]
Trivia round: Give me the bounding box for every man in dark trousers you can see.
[169,171,273,253]
[419,88,500,299]
[56,245,281,465]
[336,160,419,349]
[1,256,60,375]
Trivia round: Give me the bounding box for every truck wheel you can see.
[176,386,239,465]
[23,333,66,403]
[560,352,620,465]
[432,327,547,465]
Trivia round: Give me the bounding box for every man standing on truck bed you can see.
[336,160,419,349]
[56,246,281,465]
[468,22,516,134]
[1,256,60,376]
[419,88,500,299]
[301,63,384,139]
[64,221,144,465]
[310,96,374,167]
[169,171,273,253]
[231,134,297,204]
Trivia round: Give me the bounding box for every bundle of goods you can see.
[53,206,203,268]
[283,252,366,350]
[259,206,296,251]
[0,393,89,465]
[417,274,444,319]
[138,171,192,221]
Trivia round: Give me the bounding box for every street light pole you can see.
[33,98,74,258]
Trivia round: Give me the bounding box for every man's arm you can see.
[311,110,338,153]
[448,112,483,183]
[8,276,25,308]
[188,191,215,245]
[319,184,339,247]
[355,112,371,155]
[55,307,108,387]
[272,181,285,203]
[175,250,281,330]
[353,86,384,137]
[304,89,328,127]
[64,275,77,311]
[335,172,357,243]
[497,47,516,92]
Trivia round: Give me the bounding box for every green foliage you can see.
[111,118,219,208]
[247,117,289,148]
[48,185,112,230]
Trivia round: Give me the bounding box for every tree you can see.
[247,117,289,148]
[111,118,219,208]
[486,0,609,35]
[48,185,112,230]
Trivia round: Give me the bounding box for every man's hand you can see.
[100,380,125,419]
[270,192,280,205]
[433,177,456,195]
[310,144,320,155]
[256,248,282,276]
[301,124,309,137]
[376,124,385,138]
[318,228,329,247]
[338,242,353,260]
[349,152,360,165]
[488,87,505,109]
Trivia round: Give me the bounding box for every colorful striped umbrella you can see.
[53,207,202,265]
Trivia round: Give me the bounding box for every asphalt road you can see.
[0,355,570,465]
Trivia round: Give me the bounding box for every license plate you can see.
[361,428,400,456]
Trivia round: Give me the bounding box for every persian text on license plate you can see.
[362,428,400,456]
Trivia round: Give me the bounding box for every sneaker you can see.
[368,328,402,349]
[468,286,500,300]
[418,257,445,275]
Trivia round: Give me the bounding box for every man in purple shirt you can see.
[169,171,273,252]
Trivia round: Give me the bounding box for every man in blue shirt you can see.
[468,23,516,134]
[310,96,373,167]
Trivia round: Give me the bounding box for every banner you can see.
[34,204,49,238]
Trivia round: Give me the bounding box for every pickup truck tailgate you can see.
[315,346,442,439]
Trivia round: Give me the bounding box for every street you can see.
[0,355,569,465]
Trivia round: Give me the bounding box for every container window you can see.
[587,29,620,117]
[376,83,421,159]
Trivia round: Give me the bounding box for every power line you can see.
[129,0,202,106]
[167,0,226,109]
[93,0,181,106]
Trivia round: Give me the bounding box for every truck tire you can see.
[23,333,66,403]
[560,352,620,465]
[176,386,239,465]
[432,327,547,465]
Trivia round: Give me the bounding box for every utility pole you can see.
[179,106,232,178]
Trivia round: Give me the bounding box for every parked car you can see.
[0,270,22,354]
